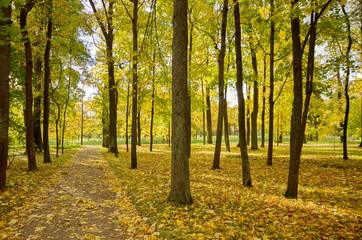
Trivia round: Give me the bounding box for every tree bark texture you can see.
[212,0,228,170]
[285,0,332,198]
[206,84,212,144]
[43,3,53,164]
[20,0,38,171]
[261,56,266,148]
[285,1,304,199]
[0,3,11,190]
[169,0,193,205]
[88,0,118,157]
[223,90,230,152]
[131,0,139,168]
[33,56,43,152]
[267,0,275,165]
[250,46,259,150]
[234,0,252,187]
[150,51,156,152]
[342,5,352,160]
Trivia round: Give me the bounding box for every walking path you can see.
[4,146,151,240]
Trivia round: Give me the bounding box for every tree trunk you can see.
[206,84,212,144]
[267,0,275,165]
[137,108,141,146]
[246,85,251,145]
[102,105,109,148]
[107,39,118,156]
[212,0,228,170]
[250,46,259,150]
[342,5,352,160]
[202,79,206,145]
[43,3,53,164]
[285,1,304,199]
[20,0,38,171]
[0,3,11,190]
[261,56,266,148]
[62,48,72,154]
[233,0,252,187]
[126,81,130,152]
[150,52,156,152]
[131,0,139,168]
[81,99,84,145]
[89,0,118,156]
[224,89,230,152]
[33,56,43,152]
[54,102,60,158]
[169,0,193,205]
[285,0,332,198]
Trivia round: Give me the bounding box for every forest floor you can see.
[0,146,152,239]
[0,143,361,239]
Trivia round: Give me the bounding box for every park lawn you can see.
[107,143,362,239]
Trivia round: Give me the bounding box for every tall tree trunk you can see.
[43,2,53,164]
[233,0,252,187]
[102,104,109,148]
[33,56,43,152]
[246,84,251,145]
[0,3,11,190]
[150,52,156,152]
[212,0,228,170]
[81,99,84,145]
[126,81,130,152]
[261,56,266,148]
[187,7,193,157]
[20,0,38,171]
[206,83,212,144]
[89,0,118,156]
[267,0,275,165]
[137,108,141,146]
[341,5,352,160]
[169,0,193,205]
[224,89,230,152]
[107,39,118,156]
[285,0,331,198]
[202,79,206,145]
[61,47,72,154]
[250,46,259,150]
[131,0,139,168]
[54,102,60,158]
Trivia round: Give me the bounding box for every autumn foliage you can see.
[106,144,361,239]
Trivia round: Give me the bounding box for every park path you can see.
[7,146,151,240]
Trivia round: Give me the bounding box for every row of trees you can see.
[0,0,361,203]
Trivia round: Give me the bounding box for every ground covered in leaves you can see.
[107,143,362,239]
[0,146,152,239]
[1,143,361,239]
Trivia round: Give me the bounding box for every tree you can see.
[250,45,259,150]
[212,0,228,170]
[267,0,275,165]
[285,0,332,199]
[0,1,11,190]
[169,0,193,205]
[234,0,252,187]
[131,0,139,168]
[20,0,38,171]
[43,0,53,163]
[89,0,118,157]
[341,4,352,160]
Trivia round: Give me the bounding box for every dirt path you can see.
[6,146,150,240]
